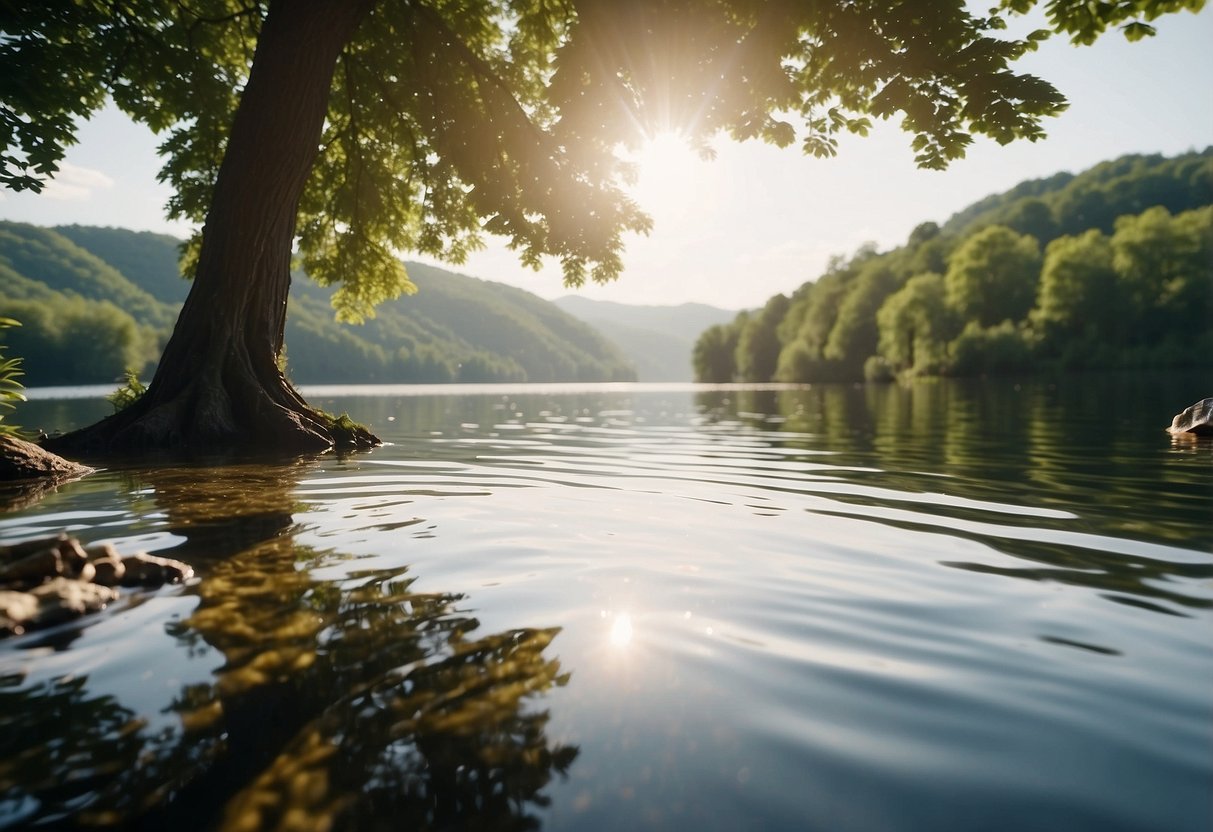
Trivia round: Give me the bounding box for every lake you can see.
[2,375,1210,831]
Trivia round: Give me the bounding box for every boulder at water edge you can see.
[0,435,93,482]
[1167,398,1213,435]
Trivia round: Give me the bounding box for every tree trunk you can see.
[47,0,375,457]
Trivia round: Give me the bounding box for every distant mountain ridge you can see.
[0,222,636,386]
[552,295,736,381]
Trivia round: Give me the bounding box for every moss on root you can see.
[320,411,380,451]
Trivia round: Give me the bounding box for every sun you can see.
[626,131,707,217]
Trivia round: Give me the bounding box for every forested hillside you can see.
[553,296,735,381]
[286,261,636,383]
[0,223,635,386]
[696,149,1213,383]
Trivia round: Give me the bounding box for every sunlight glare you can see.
[628,132,705,216]
[609,612,634,648]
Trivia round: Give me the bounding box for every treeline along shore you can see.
[696,149,1212,383]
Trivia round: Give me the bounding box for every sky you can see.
[1,8,1210,311]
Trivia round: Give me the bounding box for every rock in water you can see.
[0,436,93,482]
[0,580,119,635]
[1,534,195,637]
[119,552,194,587]
[1167,398,1213,435]
[28,578,120,626]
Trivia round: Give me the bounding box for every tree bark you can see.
[47,0,376,457]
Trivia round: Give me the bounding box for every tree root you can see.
[43,378,379,459]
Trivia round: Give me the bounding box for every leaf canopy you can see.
[1,0,1203,320]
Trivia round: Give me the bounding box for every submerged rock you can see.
[0,533,194,637]
[0,580,120,636]
[119,552,194,587]
[90,554,126,587]
[1167,398,1213,435]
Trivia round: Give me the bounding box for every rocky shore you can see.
[0,533,193,637]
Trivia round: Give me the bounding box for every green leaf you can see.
[1121,21,1157,41]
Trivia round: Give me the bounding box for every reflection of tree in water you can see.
[692,381,1213,614]
[0,463,575,830]
[0,673,159,825]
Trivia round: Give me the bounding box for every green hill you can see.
[696,148,1213,383]
[942,148,1212,243]
[0,223,178,330]
[284,261,636,383]
[0,223,635,386]
[55,225,192,305]
[553,295,736,381]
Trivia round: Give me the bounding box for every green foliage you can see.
[1112,205,1213,340]
[823,262,900,375]
[0,222,636,385]
[734,295,789,382]
[0,222,167,385]
[317,410,377,448]
[0,222,178,329]
[1001,197,1059,242]
[696,149,1213,384]
[948,321,1035,376]
[54,225,191,304]
[769,250,875,381]
[692,322,742,384]
[876,273,955,377]
[286,260,636,383]
[1016,0,1207,46]
[944,148,1212,243]
[1035,229,1123,346]
[0,295,158,385]
[944,226,1042,327]
[106,370,147,414]
[0,317,26,437]
[863,355,896,383]
[7,0,1200,318]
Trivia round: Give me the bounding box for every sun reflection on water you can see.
[609,612,634,648]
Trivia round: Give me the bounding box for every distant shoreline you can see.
[23,381,814,401]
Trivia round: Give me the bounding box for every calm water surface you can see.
[2,377,1210,831]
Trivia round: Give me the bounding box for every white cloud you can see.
[39,162,115,202]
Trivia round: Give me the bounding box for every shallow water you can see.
[2,376,1210,831]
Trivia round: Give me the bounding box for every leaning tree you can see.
[1,0,1202,455]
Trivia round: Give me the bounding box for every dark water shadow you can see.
[0,462,576,830]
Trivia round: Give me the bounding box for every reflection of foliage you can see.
[120,462,310,564]
[693,379,1213,611]
[0,459,575,829]
[166,544,576,831]
[0,546,575,829]
[222,619,575,831]
[939,540,1213,615]
[0,541,575,829]
[0,673,155,826]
